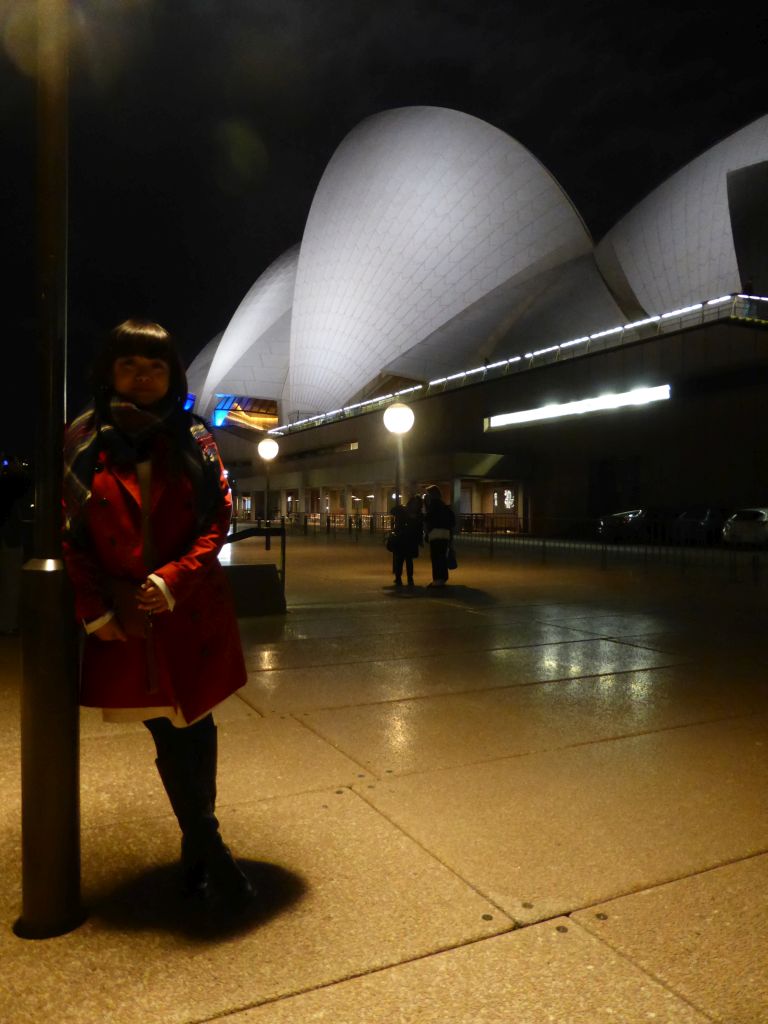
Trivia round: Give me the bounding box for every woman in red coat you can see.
[62,318,252,904]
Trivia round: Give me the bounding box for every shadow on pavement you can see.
[89,860,307,943]
[385,584,498,606]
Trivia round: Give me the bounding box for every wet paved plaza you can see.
[1,534,766,1022]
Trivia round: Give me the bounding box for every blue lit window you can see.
[184,393,195,411]
[213,394,235,427]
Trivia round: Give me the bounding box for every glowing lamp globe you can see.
[383,403,414,435]
[257,438,279,461]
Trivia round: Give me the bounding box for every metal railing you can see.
[293,512,393,539]
[276,511,768,584]
[226,519,287,591]
[463,526,768,585]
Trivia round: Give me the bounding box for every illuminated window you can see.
[212,394,279,431]
[504,489,514,510]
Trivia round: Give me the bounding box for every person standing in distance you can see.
[423,484,455,587]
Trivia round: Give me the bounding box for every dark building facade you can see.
[216,318,768,533]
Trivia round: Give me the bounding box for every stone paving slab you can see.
[574,854,768,1024]
[509,610,679,636]
[0,733,20,834]
[302,665,768,775]
[0,827,21,922]
[239,639,684,714]
[2,714,374,840]
[243,620,601,673]
[222,917,710,1024]
[466,599,669,621]
[81,717,376,831]
[0,788,509,1024]
[238,601,484,642]
[353,715,768,924]
[465,596,759,632]
[612,630,768,657]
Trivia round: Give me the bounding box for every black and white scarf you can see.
[63,396,223,542]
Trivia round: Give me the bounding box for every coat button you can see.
[99,498,109,505]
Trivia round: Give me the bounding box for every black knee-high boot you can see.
[145,715,254,902]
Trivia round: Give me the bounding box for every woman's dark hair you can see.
[91,318,188,414]
[424,484,443,504]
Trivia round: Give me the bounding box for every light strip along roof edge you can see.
[267,293,767,435]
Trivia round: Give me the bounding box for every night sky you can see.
[3,0,767,455]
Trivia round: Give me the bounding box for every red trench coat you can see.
[62,434,247,723]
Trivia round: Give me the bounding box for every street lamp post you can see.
[257,437,279,550]
[383,402,415,511]
[15,0,85,939]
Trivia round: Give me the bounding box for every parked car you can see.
[722,508,768,547]
[597,508,678,544]
[671,507,729,545]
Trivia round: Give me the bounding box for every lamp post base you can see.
[15,559,85,939]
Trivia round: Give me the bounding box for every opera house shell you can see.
[187,107,768,428]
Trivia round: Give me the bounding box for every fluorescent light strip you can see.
[531,345,559,357]
[661,303,702,319]
[624,315,661,328]
[738,293,768,301]
[487,385,671,429]
[707,295,733,306]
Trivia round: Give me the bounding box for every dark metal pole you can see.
[395,436,402,506]
[14,0,84,939]
[280,520,286,595]
[264,461,271,551]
